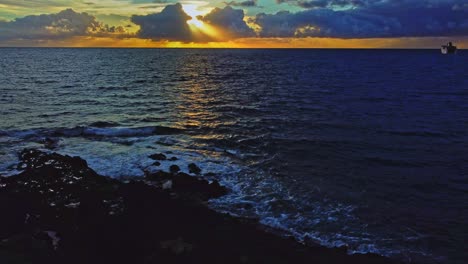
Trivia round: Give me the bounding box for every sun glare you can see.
[182,4,222,40]
[188,19,204,28]
[183,4,204,28]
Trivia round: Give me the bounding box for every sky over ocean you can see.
[0,0,467,47]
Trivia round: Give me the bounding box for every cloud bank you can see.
[0,9,126,41]
[256,0,468,38]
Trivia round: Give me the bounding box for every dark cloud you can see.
[201,6,256,38]
[131,3,193,41]
[0,0,68,8]
[0,9,125,41]
[256,0,468,38]
[276,0,365,9]
[225,0,259,7]
[131,0,170,3]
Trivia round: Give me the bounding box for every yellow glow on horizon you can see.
[1,36,466,49]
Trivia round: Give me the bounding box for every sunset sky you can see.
[0,0,467,48]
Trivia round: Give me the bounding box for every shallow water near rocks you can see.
[1,48,467,263]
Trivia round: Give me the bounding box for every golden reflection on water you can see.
[171,59,233,159]
[172,55,221,130]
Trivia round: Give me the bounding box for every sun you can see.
[182,4,222,40]
[183,4,205,28]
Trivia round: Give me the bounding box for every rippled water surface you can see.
[1,48,467,263]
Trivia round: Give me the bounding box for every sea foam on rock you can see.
[0,149,398,264]
[145,169,227,201]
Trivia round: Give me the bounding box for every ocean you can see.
[0,48,467,263]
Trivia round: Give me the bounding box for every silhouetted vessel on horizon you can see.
[441,42,457,54]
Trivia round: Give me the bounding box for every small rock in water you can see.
[170,165,180,173]
[153,161,161,166]
[43,137,59,149]
[149,153,167,161]
[89,121,119,128]
[169,157,178,161]
[188,163,201,174]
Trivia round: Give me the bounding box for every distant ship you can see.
[441,42,457,54]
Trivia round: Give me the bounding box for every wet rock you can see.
[169,157,178,161]
[149,153,167,161]
[0,149,397,264]
[188,163,201,174]
[89,121,119,128]
[17,148,89,172]
[170,165,180,173]
[152,161,161,166]
[145,170,227,201]
[171,173,227,200]
[146,170,172,181]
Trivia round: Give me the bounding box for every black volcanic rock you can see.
[145,170,172,181]
[188,163,202,174]
[171,172,227,200]
[170,165,181,173]
[89,121,120,128]
[0,149,399,264]
[149,153,167,160]
[145,170,227,201]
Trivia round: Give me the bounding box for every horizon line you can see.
[0,47,464,50]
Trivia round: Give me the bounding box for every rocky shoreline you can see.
[0,149,398,264]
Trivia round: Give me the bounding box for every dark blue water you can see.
[1,48,467,263]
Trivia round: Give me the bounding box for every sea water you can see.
[1,48,467,263]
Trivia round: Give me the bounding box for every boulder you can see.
[149,153,167,161]
[170,165,181,173]
[0,149,397,264]
[188,163,201,174]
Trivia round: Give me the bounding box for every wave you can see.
[88,121,121,128]
[383,129,446,138]
[364,156,427,167]
[1,124,183,139]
